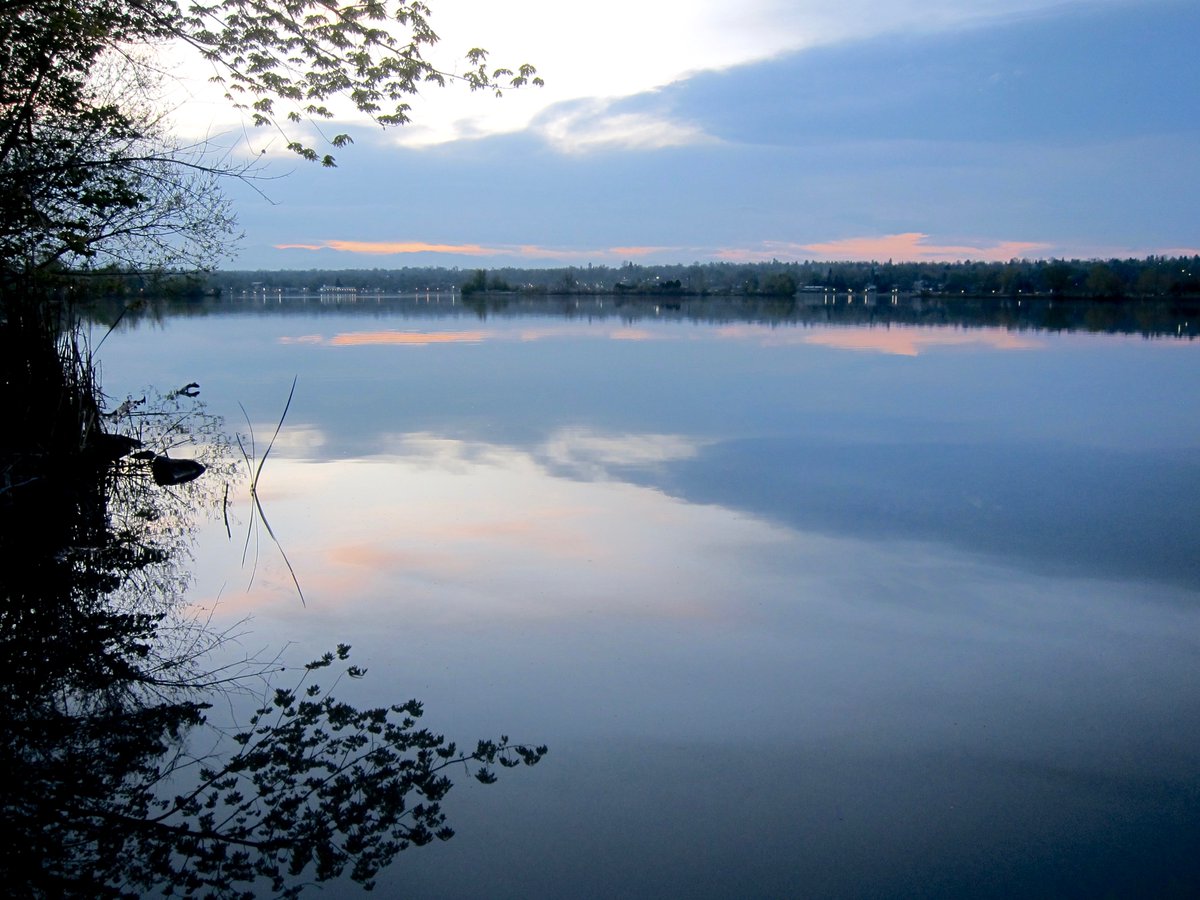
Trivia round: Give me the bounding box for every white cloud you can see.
[239,422,328,458]
[534,101,717,153]
[539,427,706,478]
[161,0,1131,152]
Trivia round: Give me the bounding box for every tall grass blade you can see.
[252,489,305,607]
[234,432,259,573]
[254,376,296,487]
[235,378,304,605]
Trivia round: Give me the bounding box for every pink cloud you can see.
[802,327,1042,356]
[274,239,689,262]
[712,323,1042,355]
[513,244,591,260]
[718,233,1051,263]
[273,236,1194,264]
[609,328,656,341]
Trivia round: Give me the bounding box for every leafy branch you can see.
[115,645,547,896]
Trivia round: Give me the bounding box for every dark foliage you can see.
[1,1,539,280]
[0,306,545,898]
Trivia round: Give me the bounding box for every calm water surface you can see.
[97,299,1200,898]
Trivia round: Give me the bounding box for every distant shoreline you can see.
[54,254,1200,304]
[82,288,1200,341]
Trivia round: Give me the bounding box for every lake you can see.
[94,294,1200,898]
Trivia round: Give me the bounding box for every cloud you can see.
[803,233,1052,261]
[278,325,674,350]
[512,244,595,261]
[708,323,1043,356]
[534,101,717,154]
[273,238,688,263]
[270,231,1198,267]
[231,423,328,458]
[388,0,1134,148]
[328,331,487,347]
[275,239,499,256]
[539,426,707,479]
[609,329,658,342]
[277,331,492,348]
[718,233,1052,263]
[163,0,1138,156]
[801,327,1043,357]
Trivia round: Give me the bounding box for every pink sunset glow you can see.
[718,233,1052,263]
[328,330,487,346]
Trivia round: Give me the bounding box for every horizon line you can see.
[209,253,1200,272]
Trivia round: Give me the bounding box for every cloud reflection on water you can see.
[196,423,1200,763]
[203,428,793,627]
[330,330,488,346]
[277,321,1050,356]
[715,322,1044,355]
[801,326,1043,356]
[99,303,1200,898]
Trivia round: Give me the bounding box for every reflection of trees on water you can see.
[0,300,545,897]
[86,292,1200,339]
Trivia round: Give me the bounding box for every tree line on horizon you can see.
[134,255,1200,301]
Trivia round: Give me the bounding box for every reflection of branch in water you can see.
[101,383,241,611]
[110,645,546,896]
[235,375,305,606]
[2,313,546,896]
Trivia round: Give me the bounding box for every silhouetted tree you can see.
[2,1,540,280]
[761,272,798,297]
[1086,262,1125,298]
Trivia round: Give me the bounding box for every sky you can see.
[167,0,1200,269]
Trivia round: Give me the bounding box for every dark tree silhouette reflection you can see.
[0,299,545,897]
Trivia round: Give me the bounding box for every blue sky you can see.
[191,0,1199,268]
